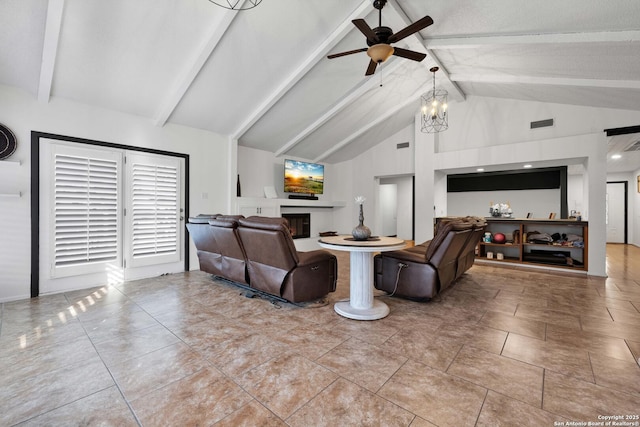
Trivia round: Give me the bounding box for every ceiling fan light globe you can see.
[367,44,394,63]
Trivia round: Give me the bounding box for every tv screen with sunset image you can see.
[284,159,324,194]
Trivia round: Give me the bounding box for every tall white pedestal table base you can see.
[318,235,406,321]
[334,251,390,320]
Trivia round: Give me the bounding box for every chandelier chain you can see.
[208,0,262,11]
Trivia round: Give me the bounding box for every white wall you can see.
[236,146,349,249]
[567,173,585,216]
[441,96,640,153]
[445,171,588,220]
[333,126,416,237]
[236,146,280,198]
[0,85,229,302]
[237,145,340,201]
[447,189,561,219]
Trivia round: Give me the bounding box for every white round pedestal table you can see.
[318,235,406,320]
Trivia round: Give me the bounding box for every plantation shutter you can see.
[51,146,121,277]
[126,153,180,267]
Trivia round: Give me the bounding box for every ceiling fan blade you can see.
[365,59,378,76]
[392,47,427,62]
[327,47,368,59]
[352,19,379,43]
[388,15,434,43]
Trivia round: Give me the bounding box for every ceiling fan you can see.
[327,0,432,76]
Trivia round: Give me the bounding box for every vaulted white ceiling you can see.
[2,0,640,171]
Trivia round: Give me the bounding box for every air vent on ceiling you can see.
[530,118,554,129]
[397,142,410,149]
[624,140,640,152]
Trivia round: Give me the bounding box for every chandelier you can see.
[208,0,262,10]
[421,67,448,133]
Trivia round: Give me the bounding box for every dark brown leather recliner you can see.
[455,217,486,278]
[374,220,473,301]
[186,216,248,285]
[238,216,337,303]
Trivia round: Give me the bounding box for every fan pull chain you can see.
[379,65,384,87]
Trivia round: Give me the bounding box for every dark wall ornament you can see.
[0,123,17,160]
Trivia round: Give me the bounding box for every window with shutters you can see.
[131,163,178,258]
[126,153,181,268]
[51,147,122,278]
[42,142,182,290]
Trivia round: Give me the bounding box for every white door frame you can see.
[606,181,628,244]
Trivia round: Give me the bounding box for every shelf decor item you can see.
[351,196,372,240]
[492,232,506,244]
[489,202,513,218]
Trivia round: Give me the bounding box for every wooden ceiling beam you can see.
[385,1,465,102]
[230,0,373,141]
[38,0,65,103]
[449,73,640,90]
[275,58,404,157]
[153,6,240,127]
[313,79,432,163]
[426,30,640,49]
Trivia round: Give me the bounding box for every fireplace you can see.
[282,213,310,239]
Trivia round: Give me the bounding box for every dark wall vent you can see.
[396,142,410,149]
[530,118,554,129]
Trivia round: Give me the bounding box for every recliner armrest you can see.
[380,249,426,264]
[297,250,336,266]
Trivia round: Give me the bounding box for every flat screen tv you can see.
[284,159,324,195]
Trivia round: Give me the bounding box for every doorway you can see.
[377,175,414,240]
[379,184,398,237]
[606,181,627,243]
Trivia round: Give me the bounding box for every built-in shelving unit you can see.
[475,217,588,272]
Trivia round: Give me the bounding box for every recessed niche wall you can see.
[446,166,568,219]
